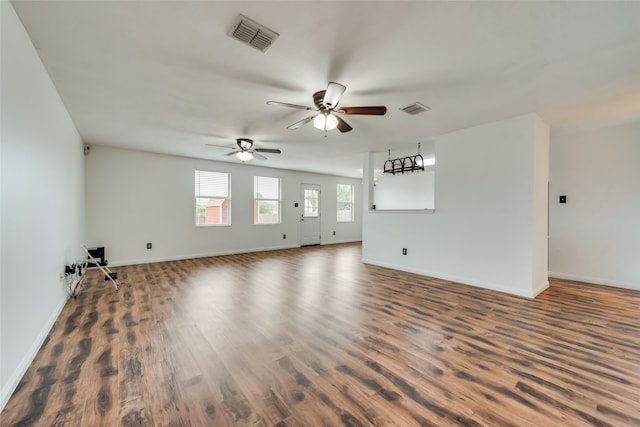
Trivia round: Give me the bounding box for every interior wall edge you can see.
[106,244,302,267]
[319,239,362,246]
[105,239,363,268]
[0,294,68,412]
[548,271,640,292]
[362,258,540,299]
[532,280,550,298]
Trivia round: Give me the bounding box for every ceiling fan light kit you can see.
[235,151,254,161]
[313,112,338,131]
[268,82,387,133]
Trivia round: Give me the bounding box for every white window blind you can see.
[195,170,230,226]
[254,176,281,224]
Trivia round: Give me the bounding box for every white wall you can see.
[85,145,362,265]
[532,116,550,294]
[373,170,435,210]
[1,2,85,410]
[549,122,640,290]
[363,114,549,298]
[372,141,436,210]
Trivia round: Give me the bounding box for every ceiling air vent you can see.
[228,14,279,53]
[400,102,430,115]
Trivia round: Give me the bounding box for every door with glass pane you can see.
[301,184,321,246]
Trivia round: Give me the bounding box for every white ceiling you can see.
[11,1,640,178]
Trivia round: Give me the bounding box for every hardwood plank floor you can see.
[2,242,639,426]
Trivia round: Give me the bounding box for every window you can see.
[304,188,320,217]
[195,170,230,226]
[254,176,281,224]
[337,183,354,222]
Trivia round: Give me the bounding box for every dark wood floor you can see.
[2,243,639,426]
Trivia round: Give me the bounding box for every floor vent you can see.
[400,102,430,115]
[228,14,279,53]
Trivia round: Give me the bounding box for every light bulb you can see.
[235,151,253,161]
[313,114,326,130]
[325,114,338,131]
[313,113,338,131]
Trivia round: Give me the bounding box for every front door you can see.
[301,184,321,246]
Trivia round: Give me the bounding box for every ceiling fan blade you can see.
[287,115,316,130]
[255,148,281,154]
[236,138,254,150]
[206,143,233,149]
[267,101,314,111]
[323,82,346,108]
[338,106,387,115]
[253,152,268,161]
[225,151,237,156]
[335,116,353,133]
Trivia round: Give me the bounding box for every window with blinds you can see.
[254,176,281,224]
[337,183,354,222]
[195,170,230,226]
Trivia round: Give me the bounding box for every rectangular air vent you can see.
[228,14,279,52]
[400,102,431,115]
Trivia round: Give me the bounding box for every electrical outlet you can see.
[333,231,336,236]
[146,243,152,249]
[559,195,567,203]
[283,234,286,239]
[402,248,407,255]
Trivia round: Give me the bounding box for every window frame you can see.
[194,170,231,227]
[254,175,281,225]
[336,183,355,223]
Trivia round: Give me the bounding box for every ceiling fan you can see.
[206,138,281,161]
[267,82,386,133]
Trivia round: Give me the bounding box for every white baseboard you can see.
[549,271,640,291]
[532,280,550,297]
[362,258,543,299]
[108,241,362,267]
[108,244,302,267]
[0,294,68,412]
[321,239,362,246]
